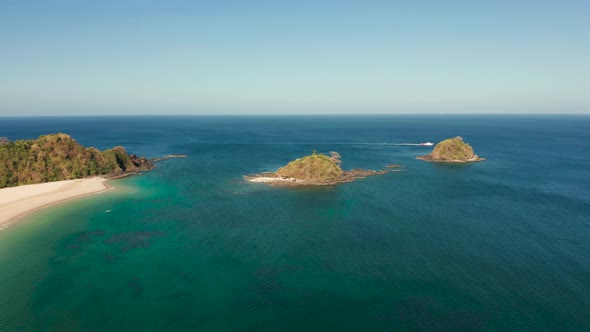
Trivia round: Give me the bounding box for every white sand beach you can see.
[245,176,300,183]
[244,176,309,184]
[0,177,110,229]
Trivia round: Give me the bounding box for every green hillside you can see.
[275,152,343,181]
[0,133,153,188]
[418,136,484,162]
[430,136,475,160]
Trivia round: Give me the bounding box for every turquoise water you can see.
[0,115,589,331]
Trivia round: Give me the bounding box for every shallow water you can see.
[0,115,589,331]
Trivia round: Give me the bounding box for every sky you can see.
[0,0,589,115]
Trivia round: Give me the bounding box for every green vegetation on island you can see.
[0,133,154,188]
[245,151,393,186]
[417,136,485,162]
[275,151,344,181]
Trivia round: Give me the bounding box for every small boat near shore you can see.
[420,142,434,146]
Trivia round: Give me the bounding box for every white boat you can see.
[420,142,434,146]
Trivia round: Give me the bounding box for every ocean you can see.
[0,115,589,331]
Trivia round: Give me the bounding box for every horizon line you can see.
[1,113,590,118]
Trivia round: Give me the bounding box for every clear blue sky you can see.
[1,0,589,115]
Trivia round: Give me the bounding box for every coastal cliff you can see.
[0,133,154,188]
[245,151,392,186]
[417,136,485,162]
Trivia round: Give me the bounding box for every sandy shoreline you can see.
[245,176,304,183]
[0,177,111,230]
[244,168,396,187]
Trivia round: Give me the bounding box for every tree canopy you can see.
[0,133,152,188]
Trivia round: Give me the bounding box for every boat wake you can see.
[390,142,434,146]
[235,142,435,146]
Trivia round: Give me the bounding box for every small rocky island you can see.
[245,151,392,186]
[417,136,485,163]
[0,133,155,188]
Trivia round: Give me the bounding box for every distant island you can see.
[417,136,485,163]
[0,133,154,188]
[245,151,394,186]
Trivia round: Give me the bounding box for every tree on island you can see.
[329,151,342,165]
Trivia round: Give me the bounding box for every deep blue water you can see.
[0,115,589,331]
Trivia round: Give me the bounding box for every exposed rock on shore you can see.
[245,151,393,186]
[417,136,485,163]
[150,154,187,162]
